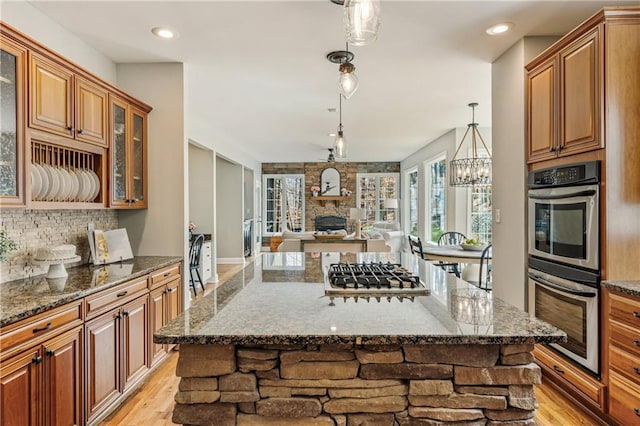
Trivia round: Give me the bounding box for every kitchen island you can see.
[156,252,565,426]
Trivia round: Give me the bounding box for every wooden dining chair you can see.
[408,235,424,259]
[466,244,492,290]
[436,232,466,277]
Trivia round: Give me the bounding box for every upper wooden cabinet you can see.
[29,52,108,148]
[526,26,602,163]
[0,34,27,208]
[110,96,148,208]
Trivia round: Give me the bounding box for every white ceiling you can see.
[29,0,634,163]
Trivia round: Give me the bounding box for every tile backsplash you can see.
[0,209,118,283]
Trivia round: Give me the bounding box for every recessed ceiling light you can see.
[151,26,179,39]
[486,22,514,36]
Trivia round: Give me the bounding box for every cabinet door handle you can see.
[67,126,74,133]
[635,408,640,417]
[33,322,52,333]
[633,366,640,375]
[634,339,640,347]
[122,311,129,317]
[77,129,84,135]
[32,355,43,364]
[45,349,55,356]
[552,365,565,374]
[549,147,556,152]
[557,145,564,152]
[164,272,170,277]
[116,290,128,297]
[633,311,640,318]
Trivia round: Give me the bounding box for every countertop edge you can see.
[602,280,640,298]
[154,334,566,346]
[1,256,183,328]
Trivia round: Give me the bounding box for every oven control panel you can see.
[529,161,600,187]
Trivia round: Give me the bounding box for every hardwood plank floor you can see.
[100,256,600,426]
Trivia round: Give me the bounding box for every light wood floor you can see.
[100,258,600,426]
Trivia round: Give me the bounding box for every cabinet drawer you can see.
[609,371,640,425]
[610,319,640,357]
[610,345,640,385]
[85,277,148,319]
[149,264,181,289]
[0,301,82,356]
[609,291,640,328]
[534,345,604,409]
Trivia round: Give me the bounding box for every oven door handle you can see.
[528,273,598,298]
[528,189,596,200]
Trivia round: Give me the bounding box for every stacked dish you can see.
[31,162,100,202]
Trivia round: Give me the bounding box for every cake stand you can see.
[34,255,82,290]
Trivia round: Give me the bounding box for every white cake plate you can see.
[33,255,82,290]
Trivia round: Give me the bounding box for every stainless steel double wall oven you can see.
[527,161,601,375]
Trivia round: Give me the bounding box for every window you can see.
[357,173,399,226]
[425,156,446,243]
[407,168,419,236]
[263,174,304,235]
[469,185,492,243]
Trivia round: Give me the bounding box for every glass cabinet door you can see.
[0,36,26,207]
[111,100,127,205]
[131,110,145,204]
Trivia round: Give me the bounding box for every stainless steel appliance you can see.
[528,161,600,271]
[527,161,601,375]
[325,263,429,305]
[528,267,599,374]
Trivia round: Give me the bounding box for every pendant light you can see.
[327,47,358,99]
[334,94,347,158]
[331,0,381,46]
[449,103,492,187]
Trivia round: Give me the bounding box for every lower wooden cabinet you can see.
[85,294,149,423]
[0,326,83,426]
[149,275,181,366]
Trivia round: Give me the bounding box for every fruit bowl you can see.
[460,243,487,252]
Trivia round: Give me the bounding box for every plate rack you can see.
[30,141,105,207]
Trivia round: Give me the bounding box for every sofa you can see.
[276,229,390,252]
[364,222,406,252]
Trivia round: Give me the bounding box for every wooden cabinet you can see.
[29,52,108,147]
[0,34,27,207]
[149,267,182,367]
[0,326,83,426]
[526,26,603,164]
[85,283,150,423]
[110,96,147,208]
[606,289,640,425]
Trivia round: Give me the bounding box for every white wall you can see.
[116,63,186,262]
[1,2,116,84]
[491,37,558,309]
[216,156,244,261]
[401,127,491,244]
[189,144,214,235]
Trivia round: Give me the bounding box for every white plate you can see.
[34,163,49,201]
[87,169,100,201]
[52,166,66,201]
[56,167,70,201]
[31,163,42,201]
[42,165,60,201]
[75,169,88,201]
[67,168,80,201]
[79,169,93,202]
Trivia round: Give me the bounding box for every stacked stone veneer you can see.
[172,343,541,425]
[0,209,118,283]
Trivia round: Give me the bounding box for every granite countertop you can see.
[156,252,566,346]
[0,256,183,328]
[602,280,640,298]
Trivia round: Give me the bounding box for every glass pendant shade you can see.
[338,68,358,99]
[344,0,381,46]
[334,130,347,158]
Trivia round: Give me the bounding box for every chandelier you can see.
[327,48,358,99]
[449,103,492,187]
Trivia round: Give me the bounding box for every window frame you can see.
[405,167,419,237]
[356,172,400,226]
[262,174,305,236]
[424,153,447,244]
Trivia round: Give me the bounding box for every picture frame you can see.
[320,167,340,196]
